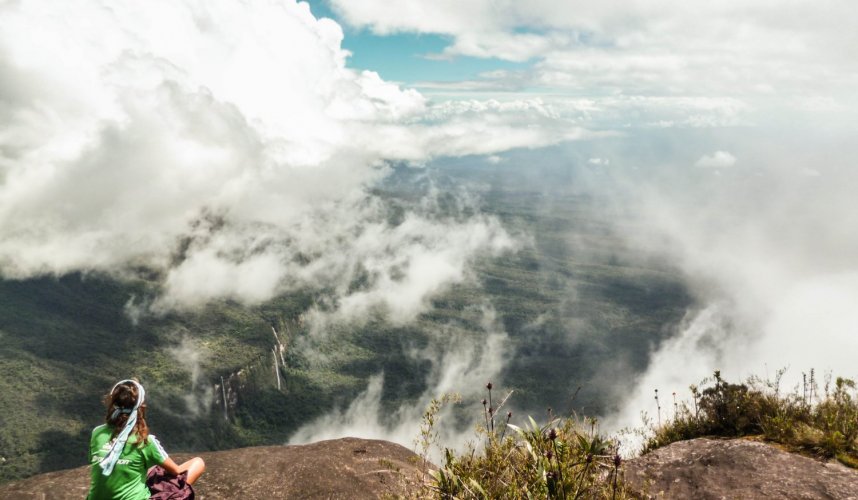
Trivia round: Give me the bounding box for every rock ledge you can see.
[0,437,425,499]
[625,437,858,499]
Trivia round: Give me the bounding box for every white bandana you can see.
[98,379,146,476]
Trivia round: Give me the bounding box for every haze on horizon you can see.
[1,0,856,449]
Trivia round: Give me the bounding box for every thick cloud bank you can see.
[601,129,858,440]
[331,0,857,95]
[332,1,857,132]
[0,1,575,314]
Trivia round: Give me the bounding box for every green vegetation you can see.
[385,162,691,416]
[405,370,858,499]
[409,385,631,499]
[431,419,628,499]
[0,274,281,482]
[644,370,858,467]
[0,162,691,483]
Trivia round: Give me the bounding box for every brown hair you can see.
[103,380,149,447]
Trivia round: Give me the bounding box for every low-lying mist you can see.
[2,0,856,464]
[592,126,858,436]
[286,123,858,453]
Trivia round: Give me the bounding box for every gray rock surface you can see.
[7,435,857,499]
[0,437,426,499]
[625,437,858,499]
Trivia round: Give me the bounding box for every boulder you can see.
[625,437,858,499]
[0,437,427,499]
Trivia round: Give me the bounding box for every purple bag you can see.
[146,465,195,500]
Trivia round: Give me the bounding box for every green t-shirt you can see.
[87,424,169,500]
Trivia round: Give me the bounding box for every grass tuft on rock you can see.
[414,386,631,499]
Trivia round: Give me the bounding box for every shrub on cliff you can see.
[644,370,858,467]
[418,384,631,499]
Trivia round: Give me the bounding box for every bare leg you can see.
[180,457,206,485]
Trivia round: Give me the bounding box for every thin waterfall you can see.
[220,375,228,421]
[272,326,286,367]
[273,348,281,390]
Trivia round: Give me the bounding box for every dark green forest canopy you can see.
[0,160,691,483]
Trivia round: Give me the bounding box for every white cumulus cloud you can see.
[694,151,737,168]
[330,0,858,127]
[0,0,576,318]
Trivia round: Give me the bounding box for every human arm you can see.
[144,435,206,485]
[160,456,206,485]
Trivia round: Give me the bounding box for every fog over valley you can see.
[0,0,856,481]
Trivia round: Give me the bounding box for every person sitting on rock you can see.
[87,379,205,500]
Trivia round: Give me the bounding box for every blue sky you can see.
[305,0,531,84]
[303,0,856,122]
